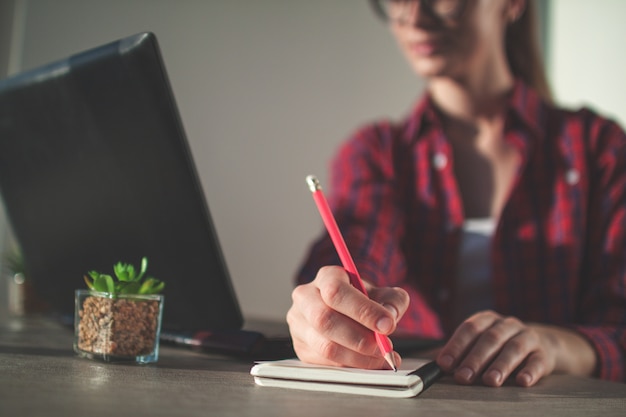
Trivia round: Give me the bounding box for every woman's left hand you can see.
[435,310,597,387]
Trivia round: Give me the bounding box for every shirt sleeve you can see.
[294,122,444,338]
[574,112,626,382]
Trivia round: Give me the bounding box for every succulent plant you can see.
[83,257,164,295]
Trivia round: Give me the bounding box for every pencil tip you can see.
[384,352,398,372]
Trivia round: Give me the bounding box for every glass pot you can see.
[74,289,164,364]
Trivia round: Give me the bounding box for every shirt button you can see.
[433,152,447,170]
[565,169,580,185]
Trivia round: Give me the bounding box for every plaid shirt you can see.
[296,80,626,382]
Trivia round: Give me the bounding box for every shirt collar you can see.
[507,78,547,141]
[402,79,548,145]
[403,93,440,144]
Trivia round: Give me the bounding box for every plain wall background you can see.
[548,0,626,127]
[0,0,624,322]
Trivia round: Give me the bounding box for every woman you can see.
[287,0,626,387]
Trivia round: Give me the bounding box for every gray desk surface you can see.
[1,316,625,417]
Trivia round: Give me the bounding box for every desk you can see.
[1,316,624,417]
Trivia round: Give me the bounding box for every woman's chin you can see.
[410,64,447,80]
[406,56,452,80]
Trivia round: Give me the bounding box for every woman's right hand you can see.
[286,265,410,369]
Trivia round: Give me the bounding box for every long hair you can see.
[506,0,553,103]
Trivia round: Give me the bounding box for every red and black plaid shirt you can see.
[296,80,626,382]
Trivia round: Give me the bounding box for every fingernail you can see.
[457,367,474,382]
[382,303,398,321]
[439,354,454,369]
[376,317,393,333]
[518,371,533,386]
[486,369,502,385]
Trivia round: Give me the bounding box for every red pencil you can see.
[306,175,397,371]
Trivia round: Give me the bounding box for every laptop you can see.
[0,32,293,360]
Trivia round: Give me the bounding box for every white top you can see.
[452,218,497,326]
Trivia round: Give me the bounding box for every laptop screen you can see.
[0,32,244,332]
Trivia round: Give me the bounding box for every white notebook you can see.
[250,358,441,398]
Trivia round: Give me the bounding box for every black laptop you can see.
[0,32,293,359]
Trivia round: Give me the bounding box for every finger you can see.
[368,286,410,324]
[291,324,402,370]
[292,323,387,369]
[479,328,539,386]
[292,281,381,356]
[436,310,500,372]
[315,267,398,335]
[454,316,525,385]
[483,327,557,387]
[515,351,551,387]
[288,292,364,367]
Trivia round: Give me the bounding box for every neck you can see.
[427,64,515,125]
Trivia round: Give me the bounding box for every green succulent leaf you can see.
[138,278,155,294]
[114,262,137,282]
[83,275,95,290]
[150,281,165,294]
[138,277,165,295]
[83,257,164,295]
[118,281,141,294]
[93,274,115,293]
[136,257,148,281]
